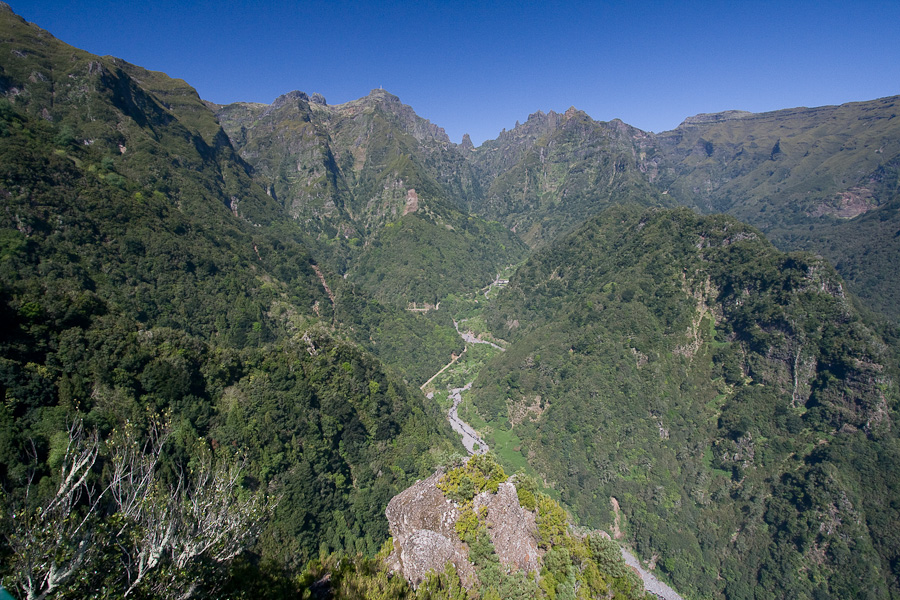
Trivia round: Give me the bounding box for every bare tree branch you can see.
[5,419,103,600]
[6,418,276,600]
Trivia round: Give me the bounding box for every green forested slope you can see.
[465,97,900,322]
[773,163,900,322]
[0,4,464,383]
[655,97,900,223]
[3,4,900,598]
[216,89,527,307]
[0,7,460,595]
[472,206,900,599]
[466,108,668,247]
[654,97,900,321]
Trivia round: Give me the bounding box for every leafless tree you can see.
[106,418,177,596]
[4,420,103,600]
[5,418,276,599]
[109,423,275,597]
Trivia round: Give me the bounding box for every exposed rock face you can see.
[386,471,541,588]
[272,90,308,107]
[385,470,474,587]
[474,482,540,572]
[403,188,419,215]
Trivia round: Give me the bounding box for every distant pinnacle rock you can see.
[272,90,308,107]
[310,92,326,105]
[460,133,475,151]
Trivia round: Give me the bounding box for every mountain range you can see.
[0,4,898,599]
[217,84,900,322]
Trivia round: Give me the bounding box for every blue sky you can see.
[11,1,900,145]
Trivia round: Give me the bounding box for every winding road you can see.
[423,321,504,455]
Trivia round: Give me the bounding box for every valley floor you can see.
[621,547,684,600]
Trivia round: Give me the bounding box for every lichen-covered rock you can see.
[395,529,461,586]
[473,481,541,572]
[386,469,542,588]
[385,470,474,587]
[386,470,458,539]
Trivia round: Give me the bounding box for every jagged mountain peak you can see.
[272,89,309,106]
[215,84,526,306]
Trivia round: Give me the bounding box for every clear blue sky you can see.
[10,0,900,146]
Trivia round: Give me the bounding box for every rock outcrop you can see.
[473,481,541,572]
[385,470,541,588]
[385,470,474,587]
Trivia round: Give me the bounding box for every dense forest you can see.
[0,8,462,597]
[472,206,900,598]
[1,4,899,599]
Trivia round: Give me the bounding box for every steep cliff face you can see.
[385,470,475,587]
[216,89,527,307]
[466,108,667,247]
[473,482,541,572]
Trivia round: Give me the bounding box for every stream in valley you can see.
[425,317,684,600]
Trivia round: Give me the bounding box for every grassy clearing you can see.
[423,343,503,396]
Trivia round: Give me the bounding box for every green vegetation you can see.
[2,5,900,598]
[467,109,669,248]
[437,453,508,502]
[463,97,900,323]
[423,343,502,403]
[777,193,900,322]
[291,535,646,600]
[350,214,524,307]
[216,89,528,309]
[471,205,900,598]
[653,97,900,322]
[291,455,649,600]
[0,9,460,597]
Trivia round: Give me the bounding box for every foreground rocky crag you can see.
[385,455,652,599]
[385,469,479,587]
[385,468,540,587]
